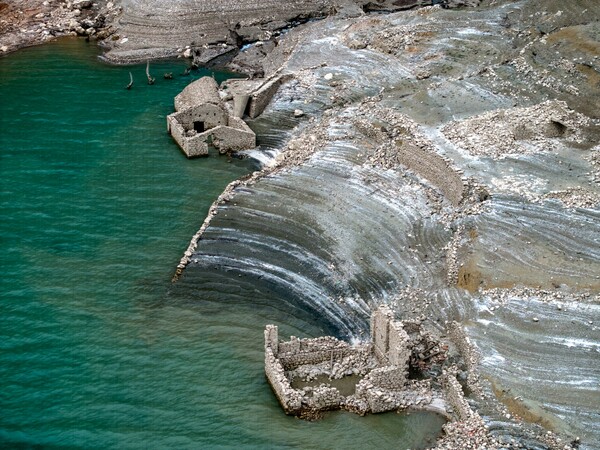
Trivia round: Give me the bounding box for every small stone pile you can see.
[482,287,598,306]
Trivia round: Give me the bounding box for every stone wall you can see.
[370,305,410,379]
[265,324,279,355]
[247,75,293,118]
[300,385,343,411]
[387,321,411,372]
[354,366,415,414]
[167,115,186,147]
[211,122,256,153]
[277,335,356,371]
[371,306,394,363]
[278,335,348,354]
[265,346,303,413]
[442,371,474,422]
[447,321,479,373]
[182,133,211,157]
[167,116,209,157]
[363,366,406,391]
[395,141,466,207]
[169,104,229,130]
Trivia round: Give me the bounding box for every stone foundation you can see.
[265,306,455,418]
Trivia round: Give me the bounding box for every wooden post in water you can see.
[146,61,155,85]
[126,72,133,90]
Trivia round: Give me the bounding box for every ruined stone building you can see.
[264,306,452,418]
[167,77,256,157]
[167,74,290,158]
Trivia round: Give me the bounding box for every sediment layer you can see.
[176,2,599,448]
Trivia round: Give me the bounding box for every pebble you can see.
[324,73,333,80]
[294,109,305,118]
[532,317,539,322]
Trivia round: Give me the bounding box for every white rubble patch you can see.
[442,100,592,159]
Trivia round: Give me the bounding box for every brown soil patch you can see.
[577,64,600,88]
[456,260,483,293]
[490,380,562,432]
[547,26,600,56]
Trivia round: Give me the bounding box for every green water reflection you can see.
[0,38,445,449]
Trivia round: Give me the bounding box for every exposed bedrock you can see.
[0,0,118,54]
[98,0,485,65]
[176,1,600,447]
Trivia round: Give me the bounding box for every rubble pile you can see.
[442,100,593,159]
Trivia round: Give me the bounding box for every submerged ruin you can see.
[167,74,289,157]
[265,305,478,424]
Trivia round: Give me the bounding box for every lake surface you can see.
[0,39,445,449]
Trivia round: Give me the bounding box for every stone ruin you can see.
[264,306,458,419]
[167,74,290,158]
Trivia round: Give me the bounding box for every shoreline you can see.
[4,1,599,449]
[169,3,599,448]
[0,0,117,56]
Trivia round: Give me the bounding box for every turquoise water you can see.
[0,39,445,449]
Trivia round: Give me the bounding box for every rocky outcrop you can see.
[0,0,117,54]
[100,0,335,63]
[98,0,484,66]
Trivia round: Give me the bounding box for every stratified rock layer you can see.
[179,2,599,448]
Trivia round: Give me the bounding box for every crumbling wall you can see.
[277,335,356,371]
[447,321,479,373]
[278,335,348,354]
[446,321,482,397]
[265,324,279,355]
[442,371,474,422]
[247,75,293,118]
[265,346,303,414]
[363,366,406,391]
[357,106,467,206]
[170,104,228,130]
[300,385,343,411]
[394,141,466,207]
[354,367,409,414]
